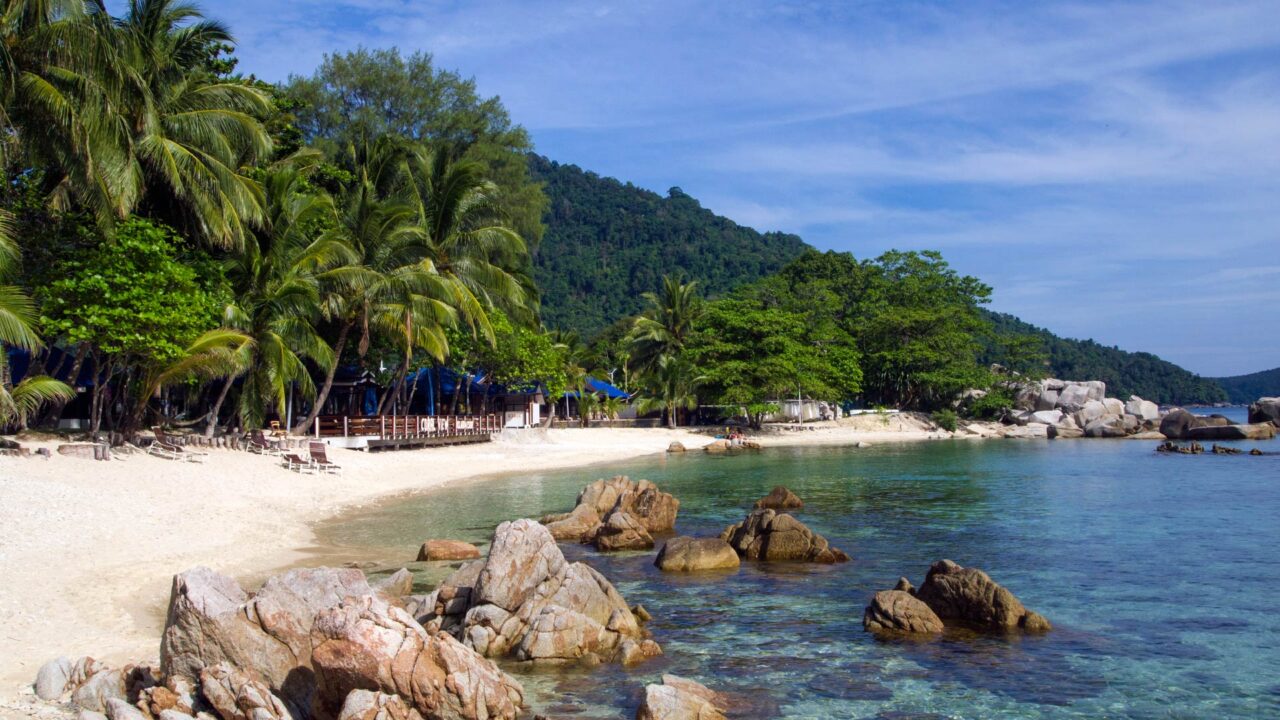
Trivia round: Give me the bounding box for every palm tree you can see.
[217,159,347,432]
[110,0,272,249]
[633,354,703,429]
[628,275,703,372]
[0,209,74,427]
[0,1,130,221]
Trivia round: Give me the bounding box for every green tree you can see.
[633,354,703,428]
[627,275,703,373]
[283,47,546,245]
[39,218,224,434]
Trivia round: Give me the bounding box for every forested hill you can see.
[1211,367,1280,404]
[528,155,809,334]
[983,312,1228,405]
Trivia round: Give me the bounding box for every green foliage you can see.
[530,156,808,335]
[451,310,570,400]
[1209,367,1280,404]
[982,312,1228,405]
[282,48,546,244]
[931,409,959,432]
[966,387,1015,420]
[40,218,222,366]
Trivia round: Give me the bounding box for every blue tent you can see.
[565,376,629,399]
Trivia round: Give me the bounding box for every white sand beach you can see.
[0,422,954,712]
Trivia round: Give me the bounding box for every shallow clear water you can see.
[318,436,1280,719]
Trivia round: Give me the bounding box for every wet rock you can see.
[416,540,481,562]
[1249,397,1280,427]
[914,560,1051,633]
[720,509,850,563]
[1160,409,1230,439]
[35,656,73,700]
[372,568,414,598]
[654,537,740,572]
[636,675,727,720]
[753,486,804,510]
[618,639,664,665]
[703,439,731,454]
[863,590,944,635]
[593,511,655,552]
[1187,423,1276,441]
[310,594,524,720]
[420,519,652,664]
[1047,425,1084,439]
[160,566,374,715]
[1084,416,1127,438]
[667,442,686,453]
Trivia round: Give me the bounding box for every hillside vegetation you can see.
[529,155,808,334]
[983,313,1227,405]
[1211,367,1280,404]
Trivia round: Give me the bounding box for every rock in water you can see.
[654,537,740,572]
[1125,396,1160,421]
[636,675,727,720]
[720,509,849,563]
[1187,423,1277,441]
[914,560,1051,633]
[1249,397,1280,427]
[667,441,686,453]
[540,476,679,551]
[752,486,804,510]
[593,511,655,551]
[160,566,374,714]
[310,595,524,720]
[417,540,481,561]
[372,568,414,598]
[419,519,654,664]
[863,590,944,635]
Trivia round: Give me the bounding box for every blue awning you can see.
[565,376,629,399]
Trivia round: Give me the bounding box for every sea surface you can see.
[317,430,1280,719]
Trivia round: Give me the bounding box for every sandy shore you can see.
[0,421,954,710]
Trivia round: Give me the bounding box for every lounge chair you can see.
[247,429,282,455]
[150,427,209,463]
[309,441,342,475]
[281,449,316,473]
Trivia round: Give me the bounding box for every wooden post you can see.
[343,416,349,438]
[381,415,386,439]
[314,417,319,439]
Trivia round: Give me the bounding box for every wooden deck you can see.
[312,414,500,450]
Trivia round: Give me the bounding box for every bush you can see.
[931,409,959,432]
[967,388,1014,419]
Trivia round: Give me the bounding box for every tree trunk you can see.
[294,321,351,434]
[377,351,411,416]
[667,405,676,429]
[205,374,237,436]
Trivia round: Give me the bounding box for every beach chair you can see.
[281,449,316,473]
[309,441,342,475]
[150,427,209,463]
[247,429,281,455]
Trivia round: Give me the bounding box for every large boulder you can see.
[1028,410,1063,426]
[753,486,804,510]
[914,560,1051,633]
[636,675,727,720]
[1084,416,1127,438]
[1160,409,1230,439]
[1187,423,1276,441]
[417,540,481,562]
[1055,384,1093,412]
[862,590,944,635]
[540,476,679,551]
[1102,398,1125,416]
[35,656,74,700]
[1077,400,1107,426]
[160,566,375,715]
[1248,397,1280,427]
[335,690,418,720]
[654,537,740,572]
[310,594,523,720]
[1125,396,1160,421]
[1034,389,1059,412]
[720,509,849,563]
[418,519,652,664]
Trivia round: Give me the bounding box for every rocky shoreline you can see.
[26,480,1060,720]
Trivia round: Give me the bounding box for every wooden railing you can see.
[313,414,500,439]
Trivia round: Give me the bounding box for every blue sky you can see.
[126,0,1280,376]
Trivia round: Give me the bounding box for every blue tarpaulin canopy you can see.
[565,376,629,399]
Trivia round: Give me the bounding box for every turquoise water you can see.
[320,437,1280,719]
